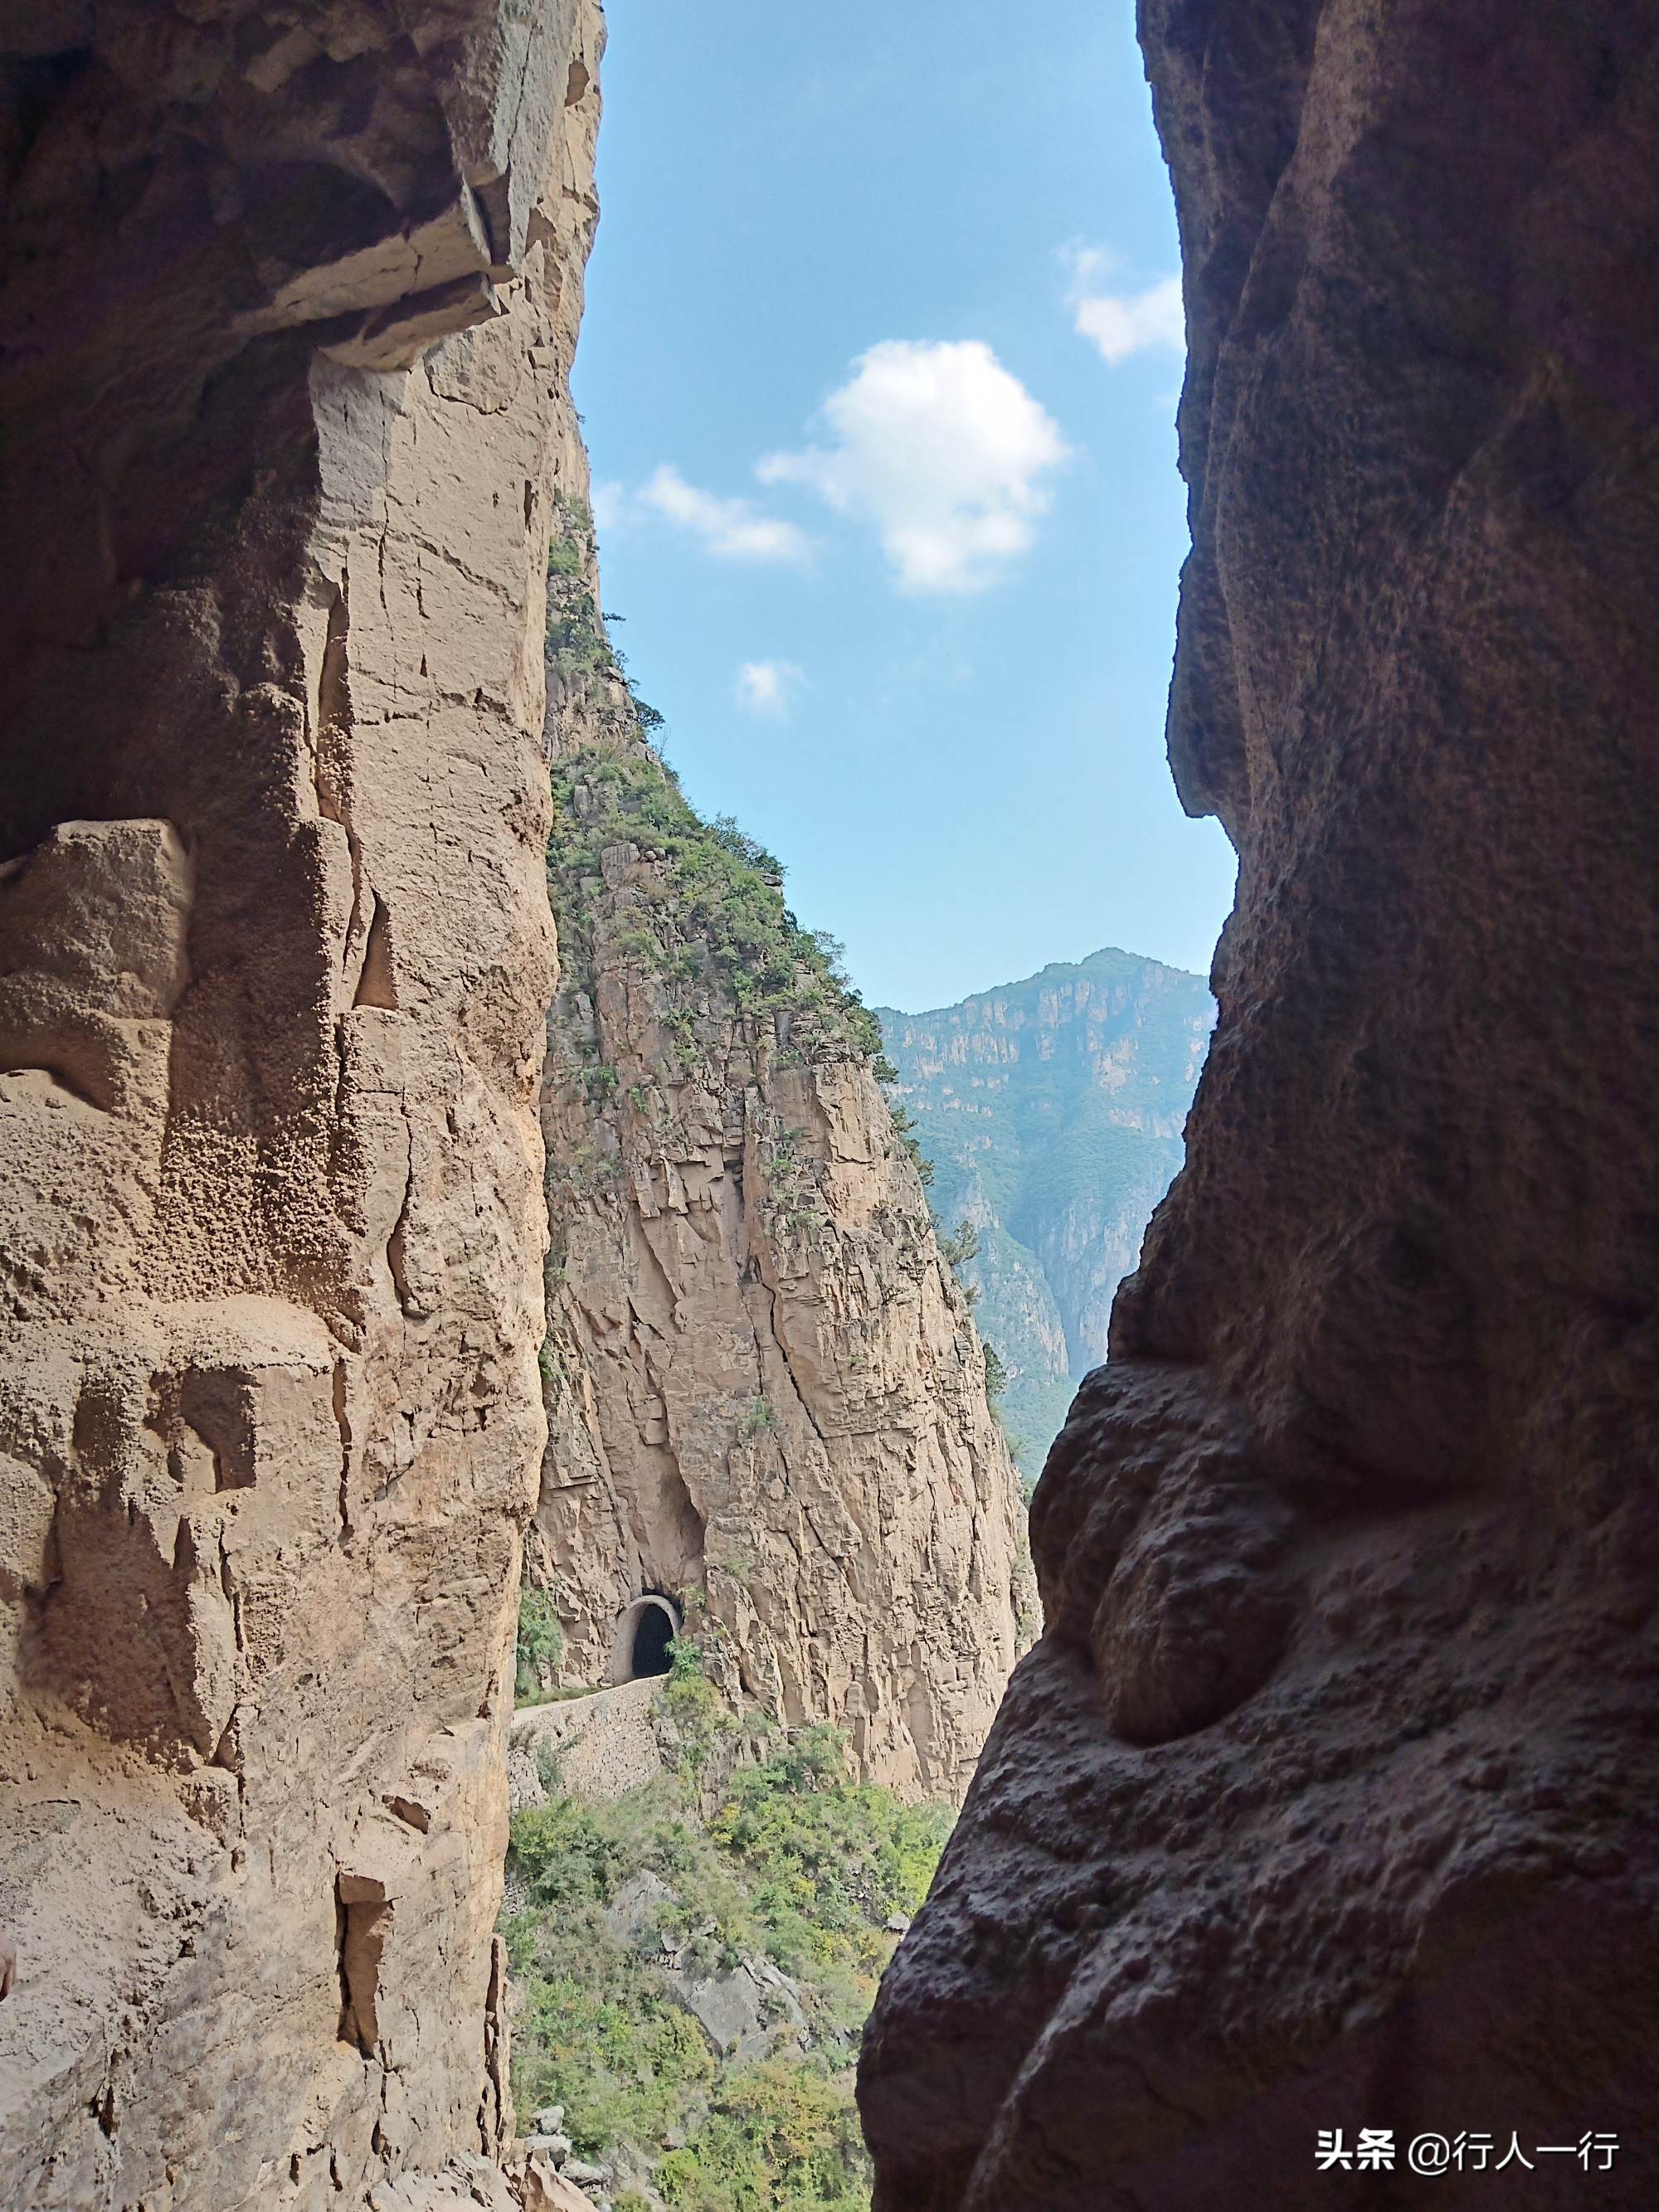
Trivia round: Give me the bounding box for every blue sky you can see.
[573,0,1237,1014]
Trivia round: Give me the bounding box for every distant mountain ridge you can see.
[875,947,1214,1480]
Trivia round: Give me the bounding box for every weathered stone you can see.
[0,2,606,2204]
[862,2,1659,2205]
[507,2143,601,2212]
[528,523,1034,1801]
[523,2132,573,2166]
[601,1867,679,1947]
[534,992,1031,1796]
[659,1950,807,2067]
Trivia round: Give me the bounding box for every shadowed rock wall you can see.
[0,4,603,2205]
[862,2,1659,2205]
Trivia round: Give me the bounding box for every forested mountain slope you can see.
[876,950,1213,1478]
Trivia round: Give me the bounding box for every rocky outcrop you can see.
[523,510,1030,1801]
[876,950,1213,1480]
[863,3,1659,2205]
[0,5,604,2205]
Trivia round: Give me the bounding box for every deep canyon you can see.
[525,479,1028,1803]
[2,2,1658,2210]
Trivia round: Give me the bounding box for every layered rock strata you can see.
[525,512,1031,1800]
[863,2,1659,2205]
[0,3,604,2205]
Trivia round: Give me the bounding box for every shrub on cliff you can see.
[547,737,884,1063]
[515,1587,565,1700]
[502,1718,951,2209]
[937,1218,980,1269]
[655,2058,868,2212]
[510,1792,626,1909]
[711,1726,949,1981]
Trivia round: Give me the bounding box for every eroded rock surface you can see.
[0,4,605,2204]
[863,4,1659,2205]
[534,952,1030,1797]
[526,510,1032,1800]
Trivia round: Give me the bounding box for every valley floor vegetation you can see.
[502,1641,951,2212]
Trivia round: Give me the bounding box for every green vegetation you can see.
[503,1711,950,2212]
[937,1218,980,1271]
[515,1587,565,1701]
[932,1214,983,1310]
[547,595,611,690]
[709,1728,948,1983]
[656,2062,869,2212]
[545,494,664,738]
[981,1339,1007,1401]
[758,1125,825,1240]
[542,497,883,1067]
[658,1633,738,1781]
[874,948,1214,1481]
[547,737,885,1065]
[737,1394,775,1438]
[884,1102,934,1188]
[547,516,587,578]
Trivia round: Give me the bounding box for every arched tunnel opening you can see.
[630,1602,674,1679]
[611,1592,679,1684]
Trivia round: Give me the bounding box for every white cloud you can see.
[757,339,1068,596]
[1063,246,1185,367]
[1076,276,1185,365]
[590,479,627,532]
[736,659,803,719]
[637,463,811,563]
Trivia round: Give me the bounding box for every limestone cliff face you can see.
[0,6,602,2206]
[524,518,1031,1801]
[863,3,1659,2205]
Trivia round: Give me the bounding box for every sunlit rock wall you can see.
[534,902,1033,1801]
[862,3,1659,2205]
[528,508,1033,1802]
[0,4,605,2205]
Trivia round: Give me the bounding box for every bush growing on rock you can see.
[515,1587,565,1700]
[547,737,885,1062]
[503,1718,951,2210]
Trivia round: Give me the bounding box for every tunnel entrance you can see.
[630,1602,674,1679]
[611,1592,679,1684]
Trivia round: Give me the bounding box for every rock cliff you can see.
[524,505,1030,1800]
[863,3,1659,2205]
[876,950,1213,1481]
[0,4,604,2205]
